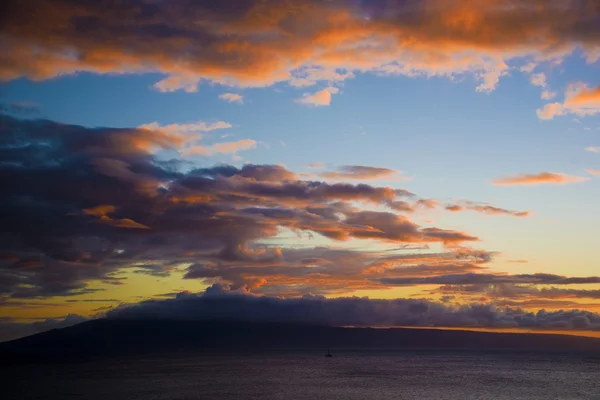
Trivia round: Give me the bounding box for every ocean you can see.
[4,350,599,399]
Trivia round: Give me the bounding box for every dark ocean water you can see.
[4,350,600,399]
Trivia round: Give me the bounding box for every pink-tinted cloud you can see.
[296,87,339,107]
[493,172,589,186]
[181,139,257,157]
[586,169,600,177]
[219,93,244,104]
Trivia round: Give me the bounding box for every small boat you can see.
[325,348,333,357]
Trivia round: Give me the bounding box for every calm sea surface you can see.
[4,350,600,399]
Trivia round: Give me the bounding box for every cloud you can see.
[541,90,557,100]
[153,75,200,93]
[219,93,244,104]
[305,162,326,169]
[82,205,150,229]
[493,172,589,186]
[586,169,600,177]
[138,121,232,134]
[0,101,40,115]
[296,87,339,107]
[585,146,600,153]
[530,73,547,88]
[135,121,256,158]
[538,83,600,120]
[181,139,257,157]
[105,285,600,331]
[289,66,355,88]
[0,113,488,299]
[444,201,530,217]
[317,165,405,181]
[2,0,599,112]
[435,283,600,300]
[537,103,565,120]
[381,273,600,286]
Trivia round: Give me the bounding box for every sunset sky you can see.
[1,0,600,341]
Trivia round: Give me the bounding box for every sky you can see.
[1,0,600,341]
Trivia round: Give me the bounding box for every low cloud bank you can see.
[107,284,600,331]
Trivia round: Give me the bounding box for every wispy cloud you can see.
[586,169,600,177]
[305,162,326,169]
[493,172,589,186]
[139,121,232,133]
[219,93,244,104]
[585,146,600,153]
[445,202,530,217]
[317,165,406,181]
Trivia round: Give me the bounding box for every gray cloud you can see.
[0,113,482,299]
[107,284,600,331]
[381,273,600,286]
[436,283,600,300]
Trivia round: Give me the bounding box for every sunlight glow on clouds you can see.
[2,0,600,338]
[2,0,599,116]
[538,84,600,120]
[493,172,590,186]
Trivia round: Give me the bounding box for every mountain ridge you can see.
[2,319,599,365]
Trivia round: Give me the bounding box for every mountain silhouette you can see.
[1,319,599,364]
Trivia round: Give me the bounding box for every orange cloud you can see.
[445,202,530,217]
[181,139,257,157]
[538,83,600,120]
[568,85,600,106]
[98,216,150,229]
[3,0,598,101]
[493,172,589,186]
[296,87,339,106]
[318,165,405,181]
[83,205,149,229]
[82,205,116,217]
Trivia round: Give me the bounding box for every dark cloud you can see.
[0,101,40,116]
[0,113,483,299]
[1,0,599,95]
[0,113,592,305]
[436,283,600,300]
[106,284,600,331]
[382,273,600,286]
